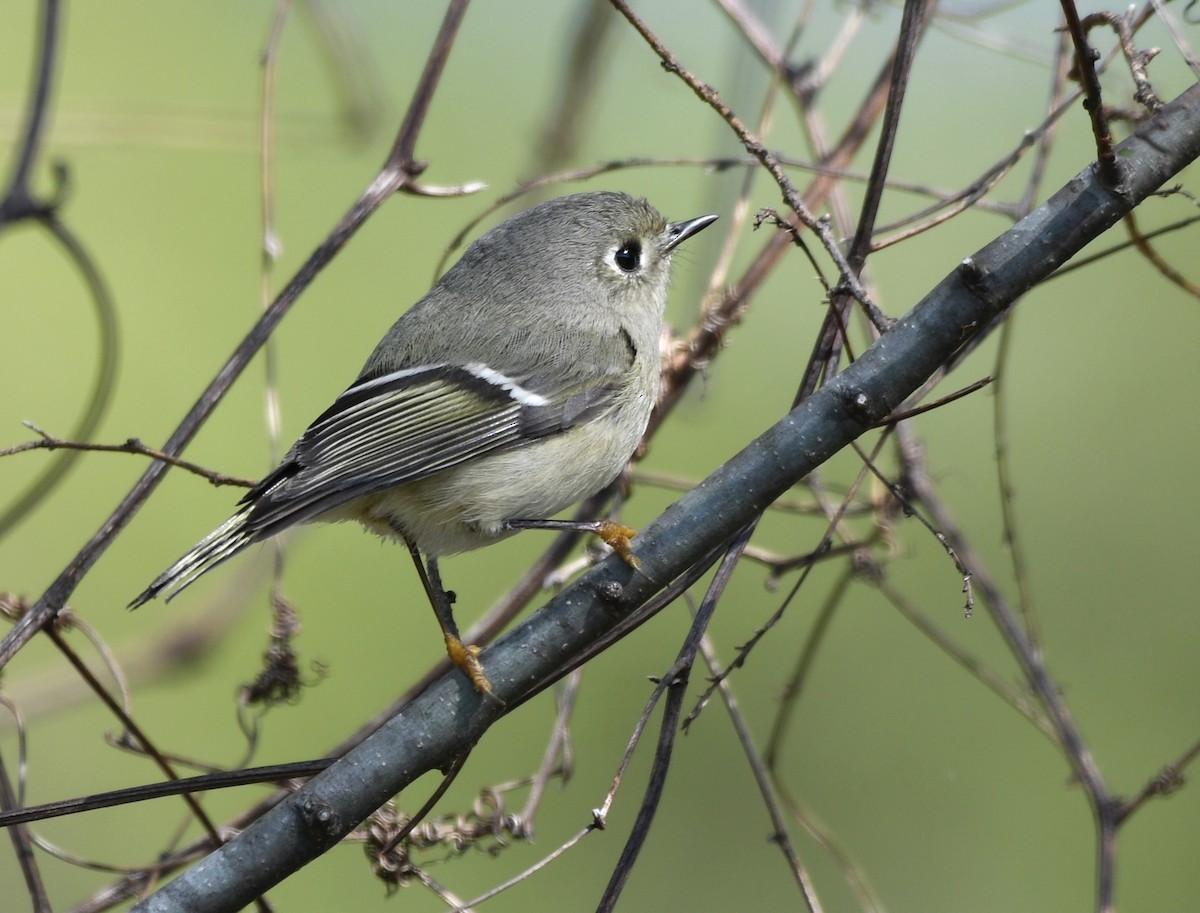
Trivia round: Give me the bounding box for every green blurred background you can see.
[1,2,1197,911]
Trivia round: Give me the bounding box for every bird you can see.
[132,191,717,695]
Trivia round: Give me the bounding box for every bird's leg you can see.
[405,542,496,699]
[502,518,641,568]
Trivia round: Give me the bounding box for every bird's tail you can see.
[129,508,257,608]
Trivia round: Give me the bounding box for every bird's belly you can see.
[344,414,644,557]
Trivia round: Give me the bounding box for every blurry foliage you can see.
[1,2,1199,912]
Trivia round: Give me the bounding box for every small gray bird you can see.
[132,191,716,694]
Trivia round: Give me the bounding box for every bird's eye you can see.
[613,240,642,273]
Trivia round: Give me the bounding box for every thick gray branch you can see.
[134,82,1200,913]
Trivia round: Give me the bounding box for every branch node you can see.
[298,794,343,841]
[957,256,1001,310]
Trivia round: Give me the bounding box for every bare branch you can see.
[1,424,256,488]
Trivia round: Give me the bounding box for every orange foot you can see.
[595,520,641,569]
[444,633,501,702]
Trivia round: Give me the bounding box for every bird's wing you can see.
[129,359,623,607]
[239,362,620,536]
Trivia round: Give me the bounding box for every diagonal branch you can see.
[128,80,1200,913]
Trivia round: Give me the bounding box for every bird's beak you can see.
[663,213,719,252]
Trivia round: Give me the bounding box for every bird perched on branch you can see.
[132,191,717,696]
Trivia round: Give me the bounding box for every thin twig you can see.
[990,318,1043,648]
[1061,0,1124,186]
[1,424,256,488]
[450,824,596,912]
[857,437,975,615]
[1123,209,1200,297]
[1081,8,1162,111]
[0,760,332,829]
[762,566,854,770]
[0,751,50,913]
[1116,736,1200,823]
[517,669,582,833]
[1051,212,1200,277]
[844,0,933,274]
[0,0,119,540]
[904,449,1118,913]
[687,433,892,722]
[696,632,825,913]
[875,578,1057,741]
[596,523,756,913]
[42,626,226,852]
[0,0,479,670]
[609,0,883,325]
[879,376,993,425]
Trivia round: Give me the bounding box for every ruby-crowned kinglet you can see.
[132,191,716,694]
